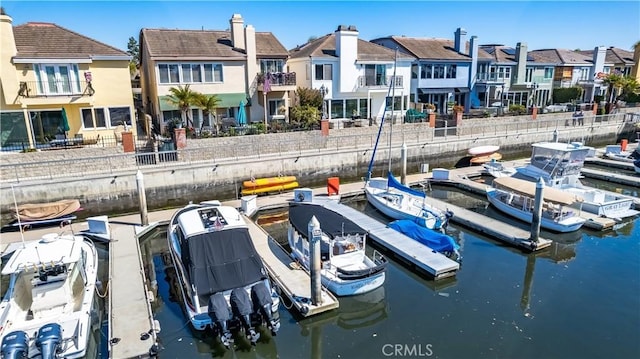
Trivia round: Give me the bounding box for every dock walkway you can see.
[313,198,460,279]
[244,215,339,317]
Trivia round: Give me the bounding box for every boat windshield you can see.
[530,146,588,178]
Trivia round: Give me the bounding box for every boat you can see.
[635,159,640,174]
[363,50,453,231]
[603,145,640,163]
[486,177,587,233]
[0,233,99,359]
[514,142,639,220]
[242,176,297,188]
[468,145,500,156]
[241,181,299,195]
[387,219,460,259]
[470,152,502,165]
[483,159,517,178]
[5,199,82,231]
[287,202,387,296]
[166,200,280,347]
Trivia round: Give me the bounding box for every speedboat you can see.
[515,142,638,220]
[0,233,99,359]
[287,202,387,297]
[483,159,517,178]
[486,177,586,233]
[167,200,280,348]
[603,145,640,163]
[365,172,453,231]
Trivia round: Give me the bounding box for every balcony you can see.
[257,72,297,92]
[18,80,94,98]
[357,75,403,89]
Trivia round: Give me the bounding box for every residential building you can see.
[372,28,491,114]
[287,25,413,122]
[139,14,291,133]
[0,13,134,150]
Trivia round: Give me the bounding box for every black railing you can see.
[18,80,94,98]
[257,72,297,86]
[357,75,403,88]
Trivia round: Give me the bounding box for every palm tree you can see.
[194,94,221,134]
[603,73,626,105]
[165,85,198,127]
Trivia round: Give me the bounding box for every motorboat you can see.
[515,142,638,220]
[287,202,387,297]
[483,159,517,178]
[486,177,586,233]
[0,233,99,359]
[603,145,640,163]
[167,200,280,348]
[4,199,82,231]
[365,172,453,230]
[387,219,460,259]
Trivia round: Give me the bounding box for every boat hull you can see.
[364,181,439,229]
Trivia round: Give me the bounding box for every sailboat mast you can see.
[387,48,398,175]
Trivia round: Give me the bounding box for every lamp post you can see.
[319,84,327,120]
[500,83,505,116]
[530,82,539,107]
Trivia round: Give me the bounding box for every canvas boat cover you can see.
[289,203,366,239]
[493,177,583,205]
[12,199,81,222]
[388,219,459,254]
[387,171,426,198]
[182,227,266,296]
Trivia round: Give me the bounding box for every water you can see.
[138,179,640,358]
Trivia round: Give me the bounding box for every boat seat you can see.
[30,278,71,319]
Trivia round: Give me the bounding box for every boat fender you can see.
[1,331,29,359]
[35,323,63,359]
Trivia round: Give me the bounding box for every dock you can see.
[313,198,460,279]
[244,214,339,317]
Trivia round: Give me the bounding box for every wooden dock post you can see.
[136,170,149,225]
[530,178,544,242]
[401,142,407,185]
[308,215,322,305]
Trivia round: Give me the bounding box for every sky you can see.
[2,0,639,53]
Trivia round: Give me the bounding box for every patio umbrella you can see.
[60,108,70,138]
[237,101,247,126]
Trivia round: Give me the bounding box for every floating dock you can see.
[244,215,339,317]
[313,198,461,279]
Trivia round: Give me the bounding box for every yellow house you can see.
[0,13,134,150]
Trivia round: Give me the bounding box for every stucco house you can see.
[0,13,134,150]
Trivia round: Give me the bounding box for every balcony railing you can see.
[357,75,403,88]
[18,80,94,98]
[257,72,297,86]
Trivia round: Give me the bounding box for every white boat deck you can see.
[244,215,339,317]
[313,198,460,279]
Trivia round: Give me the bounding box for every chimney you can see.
[244,25,257,119]
[514,42,528,84]
[1,13,20,104]
[468,36,479,106]
[335,25,358,93]
[454,28,467,53]
[230,14,245,50]
[633,45,640,80]
[590,46,606,79]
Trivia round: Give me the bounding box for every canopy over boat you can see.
[182,228,266,296]
[1,234,82,275]
[493,177,583,205]
[12,199,81,222]
[289,203,366,239]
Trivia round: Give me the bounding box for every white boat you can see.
[0,233,99,359]
[287,202,387,297]
[483,159,517,178]
[468,145,500,156]
[515,142,639,220]
[167,200,280,348]
[603,145,639,163]
[486,177,586,233]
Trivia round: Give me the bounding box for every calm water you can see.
[138,175,640,359]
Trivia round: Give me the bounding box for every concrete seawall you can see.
[1,110,637,221]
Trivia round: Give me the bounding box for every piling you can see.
[530,178,544,242]
[401,142,407,185]
[136,170,149,225]
[308,215,322,305]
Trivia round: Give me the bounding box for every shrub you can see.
[509,104,527,115]
[552,87,583,104]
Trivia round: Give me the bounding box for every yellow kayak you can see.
[242,176,297,188]
[241,181,300,195]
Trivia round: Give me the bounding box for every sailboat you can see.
[363,50,452,231]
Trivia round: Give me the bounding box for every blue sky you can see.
[3,1,639,53]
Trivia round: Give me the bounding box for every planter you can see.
[531,106,538,120]
[428,113,436,128]
[454,111,463,127]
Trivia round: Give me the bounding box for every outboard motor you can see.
[251,282,280,335]
[207,293,233,348]
[230,288,259,344]
[1,331,29,359]
[35,323,62,359]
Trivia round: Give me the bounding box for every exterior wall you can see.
[0,15,19,106]
[335,29,359,93]
[287,58,311,89]
[415,61,471,89]
[154,61,246,97]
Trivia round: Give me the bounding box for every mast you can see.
[387,48,398,175]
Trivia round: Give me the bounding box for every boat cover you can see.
[13,199,81,222]
[493,177,583,205]
[289,203,366,239]
[387,171,425,198]
[182,228,266,296]
[388,219,460,253]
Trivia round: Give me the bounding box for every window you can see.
[260,59,284,73]
[160,63,221,84]
[497,66,511,79]
[159,64,179,83]
[80,108,107,129]
[446,64,457,79]
[421,64,431,79]
[364,64,387,86]
[162,110,181,124]
[578,67,590,81]
[345,99,358,117]
[315,64,332,80]
[603,66,611,74]
[433,65,445,79]
[544,67,553,79]
[268,99,285,116]
[81,109,93,129]
[359,99,369,118]
[411,64,418,79]
[525,68,534,82]
[35,64,81,95]
[330,99,343,118]
[385,96,405,111]
[109,107,131,127]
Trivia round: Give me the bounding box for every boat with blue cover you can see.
[388,219,460,259]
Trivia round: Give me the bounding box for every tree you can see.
[295,87,323,109]
[194,93,221,134]
[127,37,139,76]
[165,85,199,128]
[603,73,626,104]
